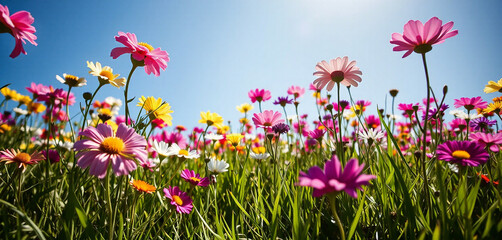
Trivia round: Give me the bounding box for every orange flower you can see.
[130,179,156,194]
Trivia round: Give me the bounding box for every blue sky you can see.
[1,0,501,131]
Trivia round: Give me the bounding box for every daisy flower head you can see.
[180,169,210,187]
[436,141,489,167]
[0,149,44,172]
[469,117,497,131]
[87,61,126,88]
[296,155,376,198]
[273,96,293,107]
[130,179,156,194]
[248,89,271,103]
[110,32,170,76]
[484,101,502,115]
[252,110,284,129]
[74,123,148,178]
[205,133,223,141]
[163,186,193,214]
[165,143,199,159]
[199,111,224,129]
[454,97,487,111]
[272,123,290,135]
[390,17,458,58]
[358,129,385,144]
[236,103,254,113]
[484,78,502,94]
[226,133,243,147]
[0,4,37,58]
[56,74,86,87]
[250,152,270,161]
[470,132,502,152]
[313,56,362,91]
[287,85,305,99]
[207,158,229,174]
[137,96,173,126]
[1,87,20,101]
[151,140,170,158]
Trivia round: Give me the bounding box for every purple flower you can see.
[436,141,489,167]
[163,186,193,214]
[272,123,289,135]
[469,117,497,131]
[180,169,210,187]
[273,96,293,107]
[296,156,376,198]
[41,149,60,163]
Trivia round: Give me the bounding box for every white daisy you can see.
[250,152,270,160]
[358,129,385,142]
[165,143,199,159]
[87,61,126,88]
[207,158,229,174]
[205,133,223,141]
[13,107,28,115]
[56,73,86,87]
[151,140,170,158]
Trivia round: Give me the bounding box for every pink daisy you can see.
[398,103,422,117]
[470,132,502,152]
[74,123,148,178]
[163,186,193,214]
[0,149,44,172]
[252,110,284,129]
[436,141,489,167]
[180,169,210,187]
[454,97,488,111]
[248,89,271,103]
[0,4,37,58]
[25,82,49,98]
[287,85,305,99]
[390,17,458,58]
[313,56,362,91]
[110,32,170,76]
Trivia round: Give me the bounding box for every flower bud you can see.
[389,89,399,97]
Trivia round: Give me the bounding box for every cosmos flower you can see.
[110,32,170,76]
[252,110,284,129]
[390,17,458,58]
[163,186,193,214]
[130,179,156,194]
[436,141,489,167]
[248,89,271,103]
[74,123,148,178]
[180,169,210,187]
[296,155,376,198]
[87,61,126,88]
[453,97,487,111]
[287,85,305,99]
[0,4,37,58]
[313,56,362,91]
[25,82,49,98]
[0,149,44,171]
[56,74,87,87]
[137,96,173,126]
[207,158,229,174]
[484,78,502,94]
[199,111,224,129]
[470,132,502,152]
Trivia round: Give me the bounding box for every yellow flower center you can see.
[99,70,115,80]
[100,137,125,154]
[452,150,470,159]
[178,149,189,156]
[138,42,154,52]
[173,195,183,205]
[14,153,31,163]
[190,177,201,182]
[64,74,80,86]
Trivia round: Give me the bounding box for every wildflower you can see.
[236,103,254,113]
[1,87,20,101]
[56,74,87,87]
[163,186,193,214]
[207,158,229,174]
[0,149,44,171]
[484,101,502,114]
[130,179,156,194]
[165,143,199,159]
[180,169,210,187]
[87,61,126,88]
[199,111,224,129]
[484,78,502,94]
[13,107,28,115]
[313,56,362,91]
[390,17,458,58]
[273,96,294,107]
[296,155,376,198]
[436,141,489,167]
[287,85,305,99]
[41,149,60,163]
[252,110,284,129]
[151,140,170,158]
[205,133,223,141]
[226,133,243,147]
[0,4,37,58]
[248,89,271,103]
[74,123,148,178]
[309,129,326,142]
[272,123,290,135]
[250,152,270,160]
[398,103,421,117]
[453,97,487,111]
[27,102,45,114]
[110,32,170,76]
[470,132,502,152]
[18,95,31,106]
[137,96,173,126]
[469,117,496,131]
[358,129,385,144]
[449,118,467,132]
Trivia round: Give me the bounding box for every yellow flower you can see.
[484,78,502,93]
[99,108,113,116]
[27,102,46,114]
[199,111,223,129]
[236,103,253,113]
[217,125,230,135]
[226,133,243,147]
[312,92,321,99]
[0,124,12,133]
[18,95,32,106]
[1,87,21,101]
[239,118,249,124]
[252,146,266,154]
[484,101,502,114]
[56,74,87,87]
[105,120,118,132]
[87,61,126,88]
[137,96,173,126]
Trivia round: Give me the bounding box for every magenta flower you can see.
[273,96,293,107]
[180,169,210,187]
[398,103,422,117]
[308,129,326,142]
[0,4,37,58]
[470,132,502,152]
[287,85,305,99]
[26,82,49,98]
[454,97,488,111]
[449,118,467,132]
[41,149,60,164]
[390,17,458,58]
[436,141,489,167]
[252,110,284,129]
[313,57,362,91]
[74,123,148,178]
[163,186,193,214]
[110,32,170,76]
[297,156,376,198]
[248,89,271,103]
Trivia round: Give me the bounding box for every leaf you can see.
[0,199,46,240]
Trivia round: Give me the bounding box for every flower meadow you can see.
[2,4,502,240]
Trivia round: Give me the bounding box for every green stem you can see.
[81,84,104,128]
[328,194,345,240]
[124,64,139,125]
[105,169,114,240]
[420,53,431,214]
